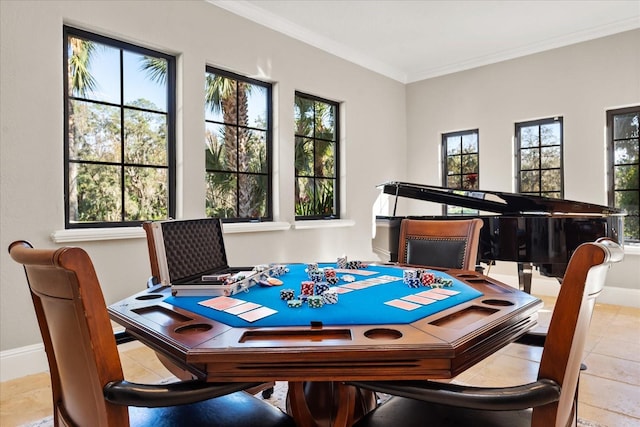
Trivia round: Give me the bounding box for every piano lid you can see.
[379,181,626,216]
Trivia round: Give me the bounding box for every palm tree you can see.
[205,74,257,218]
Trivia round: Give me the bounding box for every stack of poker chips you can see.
[420,272,436,286]
[322,290,338,304]
[270,264,289,277]
[403,269,421,288]
[301,281,315,296]
[315,282,330,295]
[431,277,454,288]
[323,267,339,285]
[309,270,324,283]
[280,288,295,301]
[287,299,303,308]
[337,257,347,269]
[308,295,324,308]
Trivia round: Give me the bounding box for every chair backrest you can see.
[8,241,129,427]
[397,218,483,270]
[534,238,624,427]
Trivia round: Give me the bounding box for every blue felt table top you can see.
[165,264,483,327]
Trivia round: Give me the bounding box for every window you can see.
[608,106,639,242]
[515,117,563,198]
[205,67,272,221]
[442,129,479,215]
[294,92,340,219]
[64,26,175,228]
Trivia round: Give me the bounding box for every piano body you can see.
[374,181,626,292]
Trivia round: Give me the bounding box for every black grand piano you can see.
[373,181,626,293]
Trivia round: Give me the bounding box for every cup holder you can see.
[135,294,163,301]
[482,299,514,306]
[175,323,213,335]
[364,328,403,340]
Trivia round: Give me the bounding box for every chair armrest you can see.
[104,379,263,408]
[347,378,561,411]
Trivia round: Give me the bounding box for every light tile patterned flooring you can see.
[1,296,639,426]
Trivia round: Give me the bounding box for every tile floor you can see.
[1,296,639,427]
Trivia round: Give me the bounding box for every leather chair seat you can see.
[129,391,293,427]
[354,396,533,427]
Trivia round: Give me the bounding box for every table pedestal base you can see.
[287,381,377,427]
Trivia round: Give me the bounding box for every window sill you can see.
[51,221,292,243]
[623,244,640,256]
[293,219,356,230]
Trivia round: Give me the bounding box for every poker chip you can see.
[301,281,315,295]
[440,278,454,287]
[405,278,421,288]
[337,256,347,269]
[322,290,338,304]
[342,274,355,283]
[280,289,295,300]
[315,282,330,295]
[287,299,303,308]
[309,271,324,282]
[420,272,436,286]
[326,276,339,285]
[308,295,324,308]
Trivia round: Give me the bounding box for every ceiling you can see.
[209,0,640,83]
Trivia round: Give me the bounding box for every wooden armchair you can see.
[8,241,294,427]
[397,218,484,270]
[348,238,624,427]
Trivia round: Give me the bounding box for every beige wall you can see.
[1,1,638,355]
[0,0,406,351]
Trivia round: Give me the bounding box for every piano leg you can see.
[517,262,533,294]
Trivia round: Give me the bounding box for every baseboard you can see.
[0,343,48,382]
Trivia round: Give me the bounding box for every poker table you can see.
[108,263,542,427]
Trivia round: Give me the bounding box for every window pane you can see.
[316,102,336,141]
[125,166,168,220]
[520,126,539,148]
[461,154,478,174]
[540,123,560,146]
[206,172,237,217]
[295,137,314,176]
[447,136,461,155]
[205,123,236,171]
[124,109,167,165]
[520,171,540,192]
[447,175,461,188]
[541,169,562,192]
[520,148,539,170]
[124,51,167,112]
[540,146,561,169]
[315,179,336,216]
[294,97,315,138]
[205,74,237,124]
[461,133,477,153]
[69,163,121,222]
[69,100,121,162]
[238,174,268,217]
[315,141,335,178]
[246,84,267,129]
[296,177,314,215]
[614,113,639,139]
[239,128,267,173]
[68,37,120,104]
[614,139,639,165]
[615,165,640,189]
[462,173,479,190]
[447,156,461,175]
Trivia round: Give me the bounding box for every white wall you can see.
[0,0,406,352]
